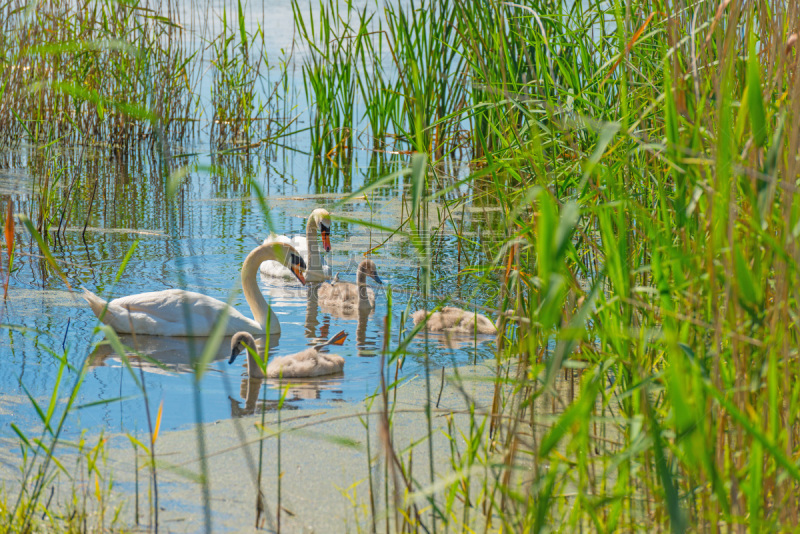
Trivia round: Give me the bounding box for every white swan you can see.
[229,330,348,378]
[82,242,307,337]
[412,307,497,335]
[315,258,382,315]
[260,208,332,283]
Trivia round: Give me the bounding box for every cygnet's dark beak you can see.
[371,273,383,285]
[229,346,242,364]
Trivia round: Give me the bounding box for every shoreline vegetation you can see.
[2,0,800,532]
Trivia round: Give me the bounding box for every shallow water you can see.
[0,0,499,438]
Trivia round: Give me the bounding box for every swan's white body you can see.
[83,243,306,337]
[260,209,332,283]
[316,259,382,315]
[83,289,267,337]
[230,331,347,379]
[412,307,498,335]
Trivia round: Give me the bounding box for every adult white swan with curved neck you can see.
[260,208,332,283]
[82,243,307,337]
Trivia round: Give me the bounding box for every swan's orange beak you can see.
[321,226,331,252]
[291,264,307,285]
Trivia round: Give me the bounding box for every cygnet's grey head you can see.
[358,258,382,285]
[229,332,256,364]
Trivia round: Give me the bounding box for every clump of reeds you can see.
[300,0,800,531]
[0,0,196,149]
[292,0,470,162]
[209,0,287,151]
[292,0,359,163]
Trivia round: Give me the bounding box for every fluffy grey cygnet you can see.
[229,330,347,379]
[316,258,382,314]
[412,307,497,335]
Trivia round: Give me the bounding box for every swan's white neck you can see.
[242,244,281,333]
[306,213,324,274]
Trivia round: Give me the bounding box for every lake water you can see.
[0,0,500,438]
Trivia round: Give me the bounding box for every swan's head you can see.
[311,208,332,253]
[288,249,307,285]
[358,258,382,285]
[270,243,307,285]
[229,332,257,364]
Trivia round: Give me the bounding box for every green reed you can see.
[209,0,280,150]
[466,1,798,531]
[292,0,360,162]
[293,0,470,161]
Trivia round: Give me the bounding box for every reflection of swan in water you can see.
[82,242,307,336]
[258,277,310,306]
[304,289,327,340]
[229,376,344,417]
[354,308,377,357]
[90,333,281,375]
[229,330,348,379]
[260,208,333,283]
[412,307,497,335]
[229,378,294,417]
[413,330,494,350]
[230,378,265,417]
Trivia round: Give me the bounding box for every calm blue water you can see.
[0,172,497,437]
[0,0,498,438]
